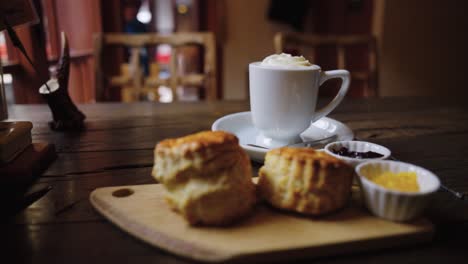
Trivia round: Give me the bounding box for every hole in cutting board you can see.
[112,188,134,198]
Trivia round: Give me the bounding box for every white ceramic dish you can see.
[211,111,354,163]
[355,160,440,222]
[324,141,391,168]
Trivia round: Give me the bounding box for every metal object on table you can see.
[388,155,467,201]
[3,18,85,130]
[247,135,338,150]
[440,185,466,201]
[39,32,86,131]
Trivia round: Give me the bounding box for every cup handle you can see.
[312,70,350,122]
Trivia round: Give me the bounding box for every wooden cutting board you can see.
[90,183,433,263]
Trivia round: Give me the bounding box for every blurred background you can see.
[1,0,468,105]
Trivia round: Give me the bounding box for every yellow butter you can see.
[366,171,419,192]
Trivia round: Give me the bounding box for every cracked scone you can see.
[152,131,256,226]
[258,147,353,215]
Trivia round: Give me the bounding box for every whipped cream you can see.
[261,53,312,67]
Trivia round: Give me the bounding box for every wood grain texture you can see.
[4,97,468,263]
[0,143,56,186]
[90,184,433,263]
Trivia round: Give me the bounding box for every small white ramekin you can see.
[324,141,391,168]
[355,160,440,222]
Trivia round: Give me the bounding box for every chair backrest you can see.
[274,32,378,97]
[94,32,217,102]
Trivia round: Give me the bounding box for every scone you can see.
[258,147,353,215]
[152,131,256,226]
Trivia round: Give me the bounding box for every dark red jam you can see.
[332,147,383,159]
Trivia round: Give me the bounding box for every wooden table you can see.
[5,97,468,263]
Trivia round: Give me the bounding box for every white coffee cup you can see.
[249,61,350,147]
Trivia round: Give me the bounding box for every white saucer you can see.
[211,111,354,163]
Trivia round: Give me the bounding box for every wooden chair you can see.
[94,32,217,102]
[274,32,378,97]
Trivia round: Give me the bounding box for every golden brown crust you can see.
[156,130,238,155]
[267,147,347,165]
[152,130,256,226]
[258,147,353,216]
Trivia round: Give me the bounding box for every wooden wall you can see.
[379,0,468,97]
[48,0,101,103]
[222,0,282,100]
[221,0,376,100]
[222,0,468,99]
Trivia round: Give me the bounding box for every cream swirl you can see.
[261,53,312,67]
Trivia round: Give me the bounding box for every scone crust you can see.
[152,131,256,226]
[156,130,238,155]
[153,131,244,182]
[266,147,343,164]
[258,147,353,216]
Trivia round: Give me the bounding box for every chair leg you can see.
[121,87,137,102]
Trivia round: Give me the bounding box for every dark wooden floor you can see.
[5,97,468,263]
